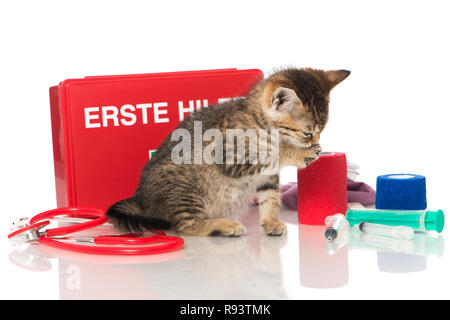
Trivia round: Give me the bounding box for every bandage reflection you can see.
[347,229,444,258]
[298,224,349,288]
[377,252,427,273]
[342,229,444,273]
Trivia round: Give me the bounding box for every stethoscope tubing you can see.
[8,207,184,256]
[39,235,184,255]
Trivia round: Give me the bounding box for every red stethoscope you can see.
[7,207,184,256]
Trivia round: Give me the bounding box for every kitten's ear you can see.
[272,87,302,111]
[323,70,351,90]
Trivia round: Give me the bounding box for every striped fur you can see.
[106,68,350,236]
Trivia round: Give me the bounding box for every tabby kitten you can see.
[106,67,350,236]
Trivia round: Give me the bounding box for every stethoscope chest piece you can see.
[8,221,50,242]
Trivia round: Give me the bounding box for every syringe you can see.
[358,222,414,240]
[324,213,349,242]
[346,208,444,233]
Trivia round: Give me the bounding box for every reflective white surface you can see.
[2,0,450,301]
[3,207,448,299]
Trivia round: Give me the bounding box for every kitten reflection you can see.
[136,234,289,299]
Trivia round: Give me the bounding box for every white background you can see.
[1,0,449,299]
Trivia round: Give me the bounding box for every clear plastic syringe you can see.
[324,213,350,242]
[358,222,414,240]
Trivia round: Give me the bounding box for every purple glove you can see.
[346,179,376,206]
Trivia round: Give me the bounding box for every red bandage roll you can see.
[297,152,347,225]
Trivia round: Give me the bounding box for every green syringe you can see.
[346,208,444,233]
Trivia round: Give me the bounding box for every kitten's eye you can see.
[302,130,313,137]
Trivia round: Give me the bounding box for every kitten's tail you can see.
[105,197,171,233]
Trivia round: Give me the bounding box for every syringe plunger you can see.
[359,222,414,240]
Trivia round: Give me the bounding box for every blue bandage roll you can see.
[375,174,427,210]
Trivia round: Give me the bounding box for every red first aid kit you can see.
[50,68,263,209]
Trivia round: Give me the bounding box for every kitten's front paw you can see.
[303,144,322,167]
[218,220,246,237]
[261,220,286,236]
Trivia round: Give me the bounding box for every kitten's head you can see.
[260,68,350,148]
